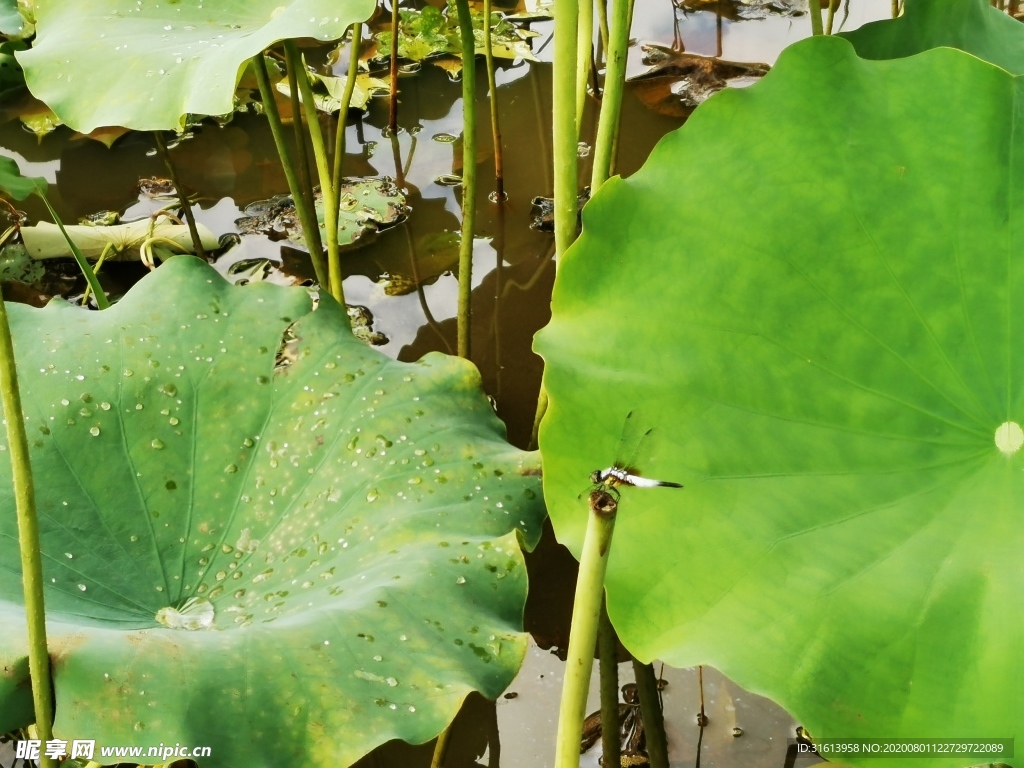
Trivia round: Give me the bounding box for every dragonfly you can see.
[588,411,683,499]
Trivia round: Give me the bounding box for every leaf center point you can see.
[994,421,1024,456]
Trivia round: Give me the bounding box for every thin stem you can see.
[332,23,363,192]
[809,0,823,35]
[891,0,899,17]
[598,599,620,768]
[825,0,836,34]
[389,0,400,132]
[596,0,610,59]
[0,286,55,768]
[36,195,109,309]
[483,0,505,199]
[553,489,617,768]
[591,0,630,192]
[252,53,327,287]
[286,42,349,315]
[285,53,316,224]
[554,0,580,260]
[429,723,453,768]
[575,0,594,139]
[152,132,207,260]
[632,660,669,768]
[453,0,477,359]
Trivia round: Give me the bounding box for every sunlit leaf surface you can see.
[535,36,1024,764]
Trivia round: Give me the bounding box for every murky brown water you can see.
[0,1,896,766]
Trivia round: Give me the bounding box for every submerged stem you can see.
[454,0,477,359]
[553,489,617,768]
[332,23,363,191]
[632,660,669,768]
[152,132,207,261]
[483,0,505,199]
[252,53,327,288]
[598,600,621,768]
[0,288,54,767]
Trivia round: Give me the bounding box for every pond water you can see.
[0,1,895,766]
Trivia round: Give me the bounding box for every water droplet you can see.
[155,596,215,631]
[169,416,180,426]
[151,439,165,450]
[456,576,466,585]
[366,489,379,502]
[224,464,238,474]
[89,426,101,437]
[77,584,87,591]
[100,402,111,410]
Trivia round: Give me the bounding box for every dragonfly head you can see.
[588,469,601,485]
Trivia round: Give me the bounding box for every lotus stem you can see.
[575,0,594,138]
[809,0,823,35]
[453,0,477,359]
[598,599,620,767]
[596,0,610,58]
[553,489,617,768]
[591,0,630,192]
[285,53,317,225]
[429,723,453,768]
[388,0,400,133]
[152,132,207,261]
[891,0,899,17]
[0,285,55,767]
[332,23,362,191]
[554,0,580,263]
[483,0,505,199]
[529,385,547,450]
[632,659,668,768]
[825,0,836,34]
[285,42,349,315]
[35,195,109,310]
[252,54,328,288]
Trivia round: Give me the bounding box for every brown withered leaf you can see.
[628,44,769,118]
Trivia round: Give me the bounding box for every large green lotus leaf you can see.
[534,38,1024,764]
[0,256,545,765]
[841,0,1024,72]
[16,0,375,132]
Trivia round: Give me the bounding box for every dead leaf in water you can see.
[628,44,769,118]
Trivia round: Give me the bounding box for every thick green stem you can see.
[36,195,109,309]
[591,0,630,192]
[0,289,55,767]
[332,24,362,191]
[285,54,317,225]
[553,490,617,768]
[454,0,477,359]
[483,0,505,199]
[389,0,400,132]
[598,600,620,768]
[286,42,349,314]
[632,660,669,768]
[152,132,207,261]
[554,0,580,260]
[575,0,593,138]
[252,54,327,287]
[809,0,823,35]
